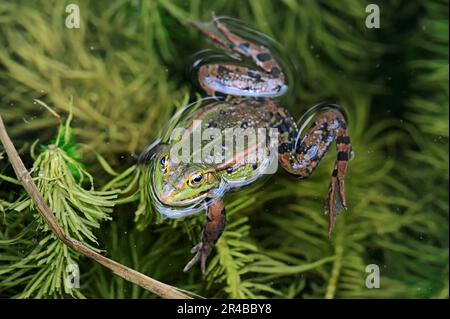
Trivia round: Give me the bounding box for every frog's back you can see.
[169,98,281,189]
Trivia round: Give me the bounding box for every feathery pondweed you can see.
[0,113,119,298]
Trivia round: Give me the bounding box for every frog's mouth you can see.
[157,190,209,206]
[150,179,228,219]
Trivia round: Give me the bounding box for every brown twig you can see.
[0,114,191,299]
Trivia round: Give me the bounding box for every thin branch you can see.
[0,114,191,299]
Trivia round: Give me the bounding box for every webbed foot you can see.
[183,242,214,274]
[325,170,348,235]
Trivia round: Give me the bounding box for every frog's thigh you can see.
[198,64,284,97]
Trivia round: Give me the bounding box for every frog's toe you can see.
[190,242,202,254]
[183,242,213,274]
[183,250,200,273]
[326,175,347,235]
[200,252,208,274]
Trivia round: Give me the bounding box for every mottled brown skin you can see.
[170,15,353,273]
[183,200,226,273]
[277,110,351,233]
[194,16,285,98]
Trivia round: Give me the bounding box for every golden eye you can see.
[160,155,169,173]
[187,173,203,188]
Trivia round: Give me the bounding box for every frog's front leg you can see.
[278,105,352,234]
[183,199,226,273]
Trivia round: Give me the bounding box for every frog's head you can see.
[153,152,221,206]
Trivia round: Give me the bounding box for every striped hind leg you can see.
[192,14,285,79]
[326,127,352,234]
[211,14,284,78]
[278,105,352,234]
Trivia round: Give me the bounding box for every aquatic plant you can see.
[0,0,448,298]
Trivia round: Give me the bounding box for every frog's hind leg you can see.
[194,14,286,97]
[183,199,226,274]
[192,14,285,78]
[211,14,284,79]
[198,63,286,97]
[278,105,352,235]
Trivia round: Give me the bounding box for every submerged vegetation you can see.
[0,0,448,298]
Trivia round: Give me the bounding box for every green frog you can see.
[139,15,353,273]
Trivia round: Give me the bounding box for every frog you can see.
[139,14,353,274]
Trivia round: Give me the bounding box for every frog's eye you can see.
[160,155,169,174]
[187,173,203,188]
